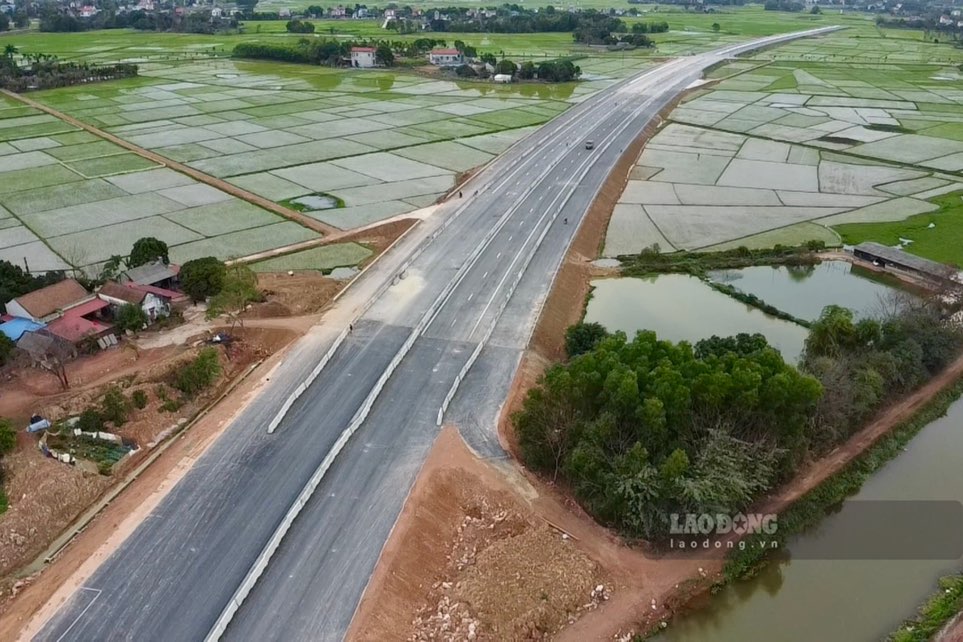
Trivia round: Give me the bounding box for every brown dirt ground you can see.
[347,427,608,642]
[0,326,298,622]
[0,208,412,637]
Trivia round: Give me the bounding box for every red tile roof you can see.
[431,48,461,55]
[46,316,111,343]
[351,47,376,53]
[62,298,109,318]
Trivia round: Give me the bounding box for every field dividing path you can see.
[0,88,340,237]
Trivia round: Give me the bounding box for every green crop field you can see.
[834,192,963,266]
[2,7,960,272]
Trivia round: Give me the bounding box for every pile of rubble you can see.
[410,496,605,641]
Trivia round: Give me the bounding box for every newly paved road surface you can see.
[36,28,838,642]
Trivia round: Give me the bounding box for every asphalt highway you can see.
[35,27,839,642]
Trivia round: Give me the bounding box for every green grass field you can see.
[833,192,963,266]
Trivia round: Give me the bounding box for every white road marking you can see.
[54,587,102,642]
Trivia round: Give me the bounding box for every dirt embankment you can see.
[348,428,609,642]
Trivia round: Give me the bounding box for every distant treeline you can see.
[0,52,138,92]
[39,10,238,34]
[232,38,447,66]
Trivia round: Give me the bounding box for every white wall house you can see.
[98,282,170,322]
[429,49,464,66]
[350,47,377,68]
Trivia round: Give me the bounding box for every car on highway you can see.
[585,140,594,150]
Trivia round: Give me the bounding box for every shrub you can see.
[77,409,104,433]
[101,387,130,427]
[115,303,148,333]
[132,389,148,410]
[173,348,221,398]
[160,399,183,413]
[97,460,113,476]
[0,419,16,456]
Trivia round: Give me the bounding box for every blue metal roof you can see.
[0,317,45,342]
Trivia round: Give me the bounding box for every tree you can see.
[115,303,148,333]
[564,322,607,357]
[174,348,221,397]
[0,14,10,33]
[514,330,822,539]
[494,59,517,75]
[128,237,169,268]
[180,257,226,302]
[375,43,394,66]
[480,52,497,66]
[0,259,65,314]
[205,265,261,330]
[712,22,721,32]
[517,61,536,80]
[100,386,130,427]
[99,254,126,282]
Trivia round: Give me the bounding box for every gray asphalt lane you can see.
[35,29,840,642]
[225,338,471,641]
[35,321,409,642]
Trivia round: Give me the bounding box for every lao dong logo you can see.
[668,513,779,553]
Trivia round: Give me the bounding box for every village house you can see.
[429,48,464,66]
[5,279,116,349]
[6,279,96,323]
[118,259,180,290]
[98,281,176,323]
[350,46,377,68]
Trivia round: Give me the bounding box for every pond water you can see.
[290,194,339,211]
[653,397,963,642]
[583,274,809,364]
[708,260,905,322]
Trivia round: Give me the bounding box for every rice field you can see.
[605,29,963,262]
[0,96,320,273]
[23,53,653,231]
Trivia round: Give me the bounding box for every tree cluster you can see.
[233,37,444,67]
[0,48,137,92]
[631,21,670,34]
[763,0,805,11]
[802,301,963,450]
[515,329,821,539]
[286,19,315,33]
[40,9,238,34]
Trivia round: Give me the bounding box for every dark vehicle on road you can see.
[585,140,594,150]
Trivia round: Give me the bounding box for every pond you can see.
[290,194,340,211]
[583,274,809,364]
[652,396,963,642]
[708,260,906,322]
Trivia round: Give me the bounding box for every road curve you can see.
[34,27,840,642]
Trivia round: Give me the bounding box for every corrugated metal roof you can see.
[0,318,45,341]
[854,242,955,278]
[120,261,177,286]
